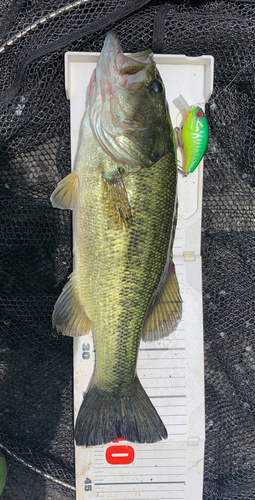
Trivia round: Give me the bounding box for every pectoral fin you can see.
[53,273,91,336]
[50,171,79,210]
[103,169,132,230]
[142,261,182,342]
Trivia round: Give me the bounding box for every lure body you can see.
[181,106,209,174]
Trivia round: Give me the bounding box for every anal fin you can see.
[53,273,91,336]
[50,171,79,210]
[142,260,182,342]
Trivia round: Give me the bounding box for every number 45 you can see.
[84,477,92,492]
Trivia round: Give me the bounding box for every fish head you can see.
[88,32,173,170]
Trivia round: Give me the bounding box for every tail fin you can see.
[74,376,167,446]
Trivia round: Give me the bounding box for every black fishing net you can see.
[0,0,254,498]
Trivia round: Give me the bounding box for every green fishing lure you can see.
[181,105,209,174]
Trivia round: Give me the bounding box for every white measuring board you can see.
[65,50,214,500]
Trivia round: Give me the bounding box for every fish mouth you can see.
[100,31,153,70]
[87,32,122,102]
[94,31,154,92]
[97,31,122,81]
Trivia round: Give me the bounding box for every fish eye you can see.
[196,110,203,118]
[150,79,164,95]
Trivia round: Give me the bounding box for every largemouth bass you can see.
[51,32,182,446]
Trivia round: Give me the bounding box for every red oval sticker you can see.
[105,445,135,465]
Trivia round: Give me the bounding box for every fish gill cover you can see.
[0,0,254,499]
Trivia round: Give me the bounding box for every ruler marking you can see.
[96,464,186,472]
[95,463,187,468]
[101,455,187,460]
[155,386,186,389]
[133,458,185,462]
[136,449,186,452]
[160,412,187,416]
[141,377,186,379]
[95,453,187,459]
[150,395,186,399]
[139,358,186,361]
[140,375,186,382]
[95,481,186,485]
[146,384,186,387]
[134,459,186,462]
[100,492,185,494]
[139,348,186,351]
[167,433,187,436]
[102,461,186,465]
[141,367,186,371]
[161,414,187,417]
[146,383,186,386]
[104,497,185,499]
[160,405,187,408]
[140,370,186,374]
[148,388,186,391]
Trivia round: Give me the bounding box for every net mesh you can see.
[0,0,254,498]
